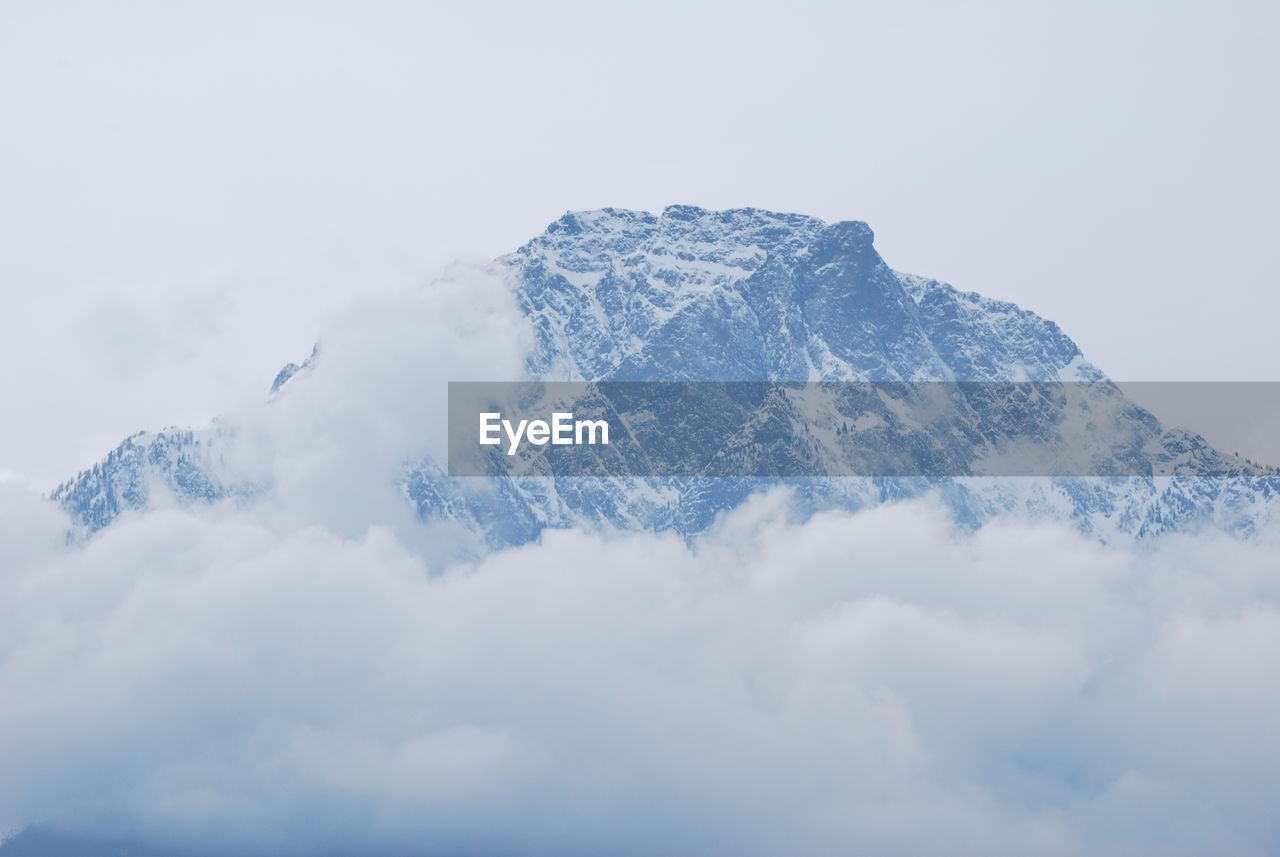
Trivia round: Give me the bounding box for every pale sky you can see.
[3,0,1278,487]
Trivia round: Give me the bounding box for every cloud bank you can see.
[3,480,1280,856]
[8,236,1279,856]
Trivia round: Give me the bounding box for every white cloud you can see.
[3,483,1279,856]
[7,232,1278,855]
[191,259,531,550]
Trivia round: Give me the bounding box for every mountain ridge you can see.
[52,206,1280,547]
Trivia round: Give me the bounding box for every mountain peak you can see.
[512,205,1036,382]
[531,206,847,263]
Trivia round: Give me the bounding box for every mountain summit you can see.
[513,206,1094,383]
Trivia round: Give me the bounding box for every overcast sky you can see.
[3,0,1278,487]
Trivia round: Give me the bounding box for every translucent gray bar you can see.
[447,382,1280,478]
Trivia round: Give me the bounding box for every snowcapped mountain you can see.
[52,206,1280,547]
